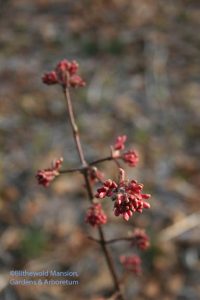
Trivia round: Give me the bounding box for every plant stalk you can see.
[63,87,125,300]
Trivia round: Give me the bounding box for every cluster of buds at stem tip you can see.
[131,228,150,250]
[95,168,151,221]
[111,135,139,167]
[42,59,86,88]
[36,158,63,187]
[85,203,107,227]
[120,254,142,275]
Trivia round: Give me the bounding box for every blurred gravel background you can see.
[0,0,200,299]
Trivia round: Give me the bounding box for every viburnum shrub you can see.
[36,59,152,300]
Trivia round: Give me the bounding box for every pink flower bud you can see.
[131,229,150,250]
[95,168,151,221]
[36,169,58,187]
[114,135,127,150]
[56,59,71,72]
[69,75,86,88]
[42,71,58,85]
[42,59,85,88]
[123,212,130,221]
[122,150,139,167]
[85,203,107,227]
[69,60,79,75]
[36,158,63,187]
[120,254,142,274]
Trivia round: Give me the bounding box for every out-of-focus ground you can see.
[0,0,200,299]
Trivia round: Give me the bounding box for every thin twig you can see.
[60,166,86,174]
[88,236,134,244]
[90,156,114,165]
[63,87,87,167]
[60,155,115,174]
[108,291,121,300]
[113,158,122,169]
[83,167,124,299]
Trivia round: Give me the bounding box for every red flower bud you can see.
[114,135,127,150]
[131,229,150,250]
[95,168,151,221]
[120,254,142,274]
[36,158,63,187]
[42,71,58,85]
[42,59,85,88]
[69,75,86,88]
[122,150,139,167]
[85,203,107,227]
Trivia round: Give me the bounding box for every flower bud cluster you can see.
[131,228,150,250]
[120,255,141,275]
[42,59,85,88]
[36,158,63,187]
[95,169,151,221]
[85,203,107,227]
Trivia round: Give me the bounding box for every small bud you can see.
[120,255,142,274]
[131,229,150,250]
[114,135,127,150]
[36,158,63,187]
[42,71,58,85]
[122,150,139,167]
[85,203,107,227]
[69,75,86,88]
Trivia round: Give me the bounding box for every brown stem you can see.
[60,157,112,174]
[88,236,134,244]
[83,171,124,298]
[113,158,122,169]
[90,156,114,165]
[60,156,114,174]
[60,166,86,174]
[63,87,87,167]
[63,87,125,300]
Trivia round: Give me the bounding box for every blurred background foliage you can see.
[0,0,200,299]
